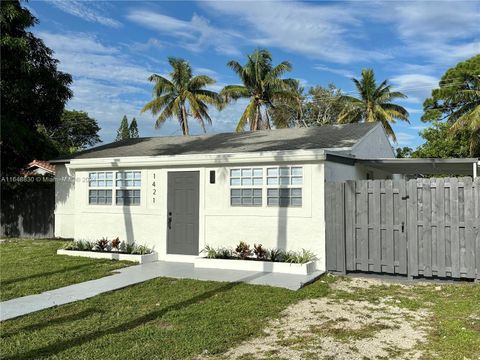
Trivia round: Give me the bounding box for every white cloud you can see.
[126,38,163,52]
[126,10,242,56]
[314,65,354,79]
[395,131,418,147]
[38,32,152,84]
[46,0,122,28]
[201,1,389,64]
[391,74,439,104]
[389,1,480,64]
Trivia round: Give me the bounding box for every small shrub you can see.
[94,238,109,251]
[125,243,135,254]
[131,244,152,255]
[235,241,252,260]
[285,249,317,264]
[253,244,267,260]
[268,248,285,262]
[202,245,218,259]
[111,237,121,250]
[119,241,127,253]
[217,247,233,259]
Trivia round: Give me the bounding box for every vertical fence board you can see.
[450,178,460,278]
[464,178,475,278]
[345,181,355,271]
[372,180,381,272]
[398,180,407,274]
[436,178,446,277]
[358,181,369,272]
[407,179,419,277]
[423,179,433,277]
[385,180,394,273]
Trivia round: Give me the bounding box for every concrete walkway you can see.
[0,261,324,321]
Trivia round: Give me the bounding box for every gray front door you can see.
[167,171,200,255]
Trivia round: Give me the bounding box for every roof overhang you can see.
[358,158,480,175]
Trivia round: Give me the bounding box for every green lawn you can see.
[0,239,131,301]
[0,240,478,360]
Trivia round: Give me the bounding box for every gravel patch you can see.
[208,278,431,360]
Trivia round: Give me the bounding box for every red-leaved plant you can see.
[253,244,267,260]
[235,241,252,260]
[111,237,121,251]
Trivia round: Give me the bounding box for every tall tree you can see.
[270,80,306,128]
[142,57,222,135]
[338,69,409,141]
[115,115,130,141]
[422,55,480,156]
[221,49,296,132]
[38,110,101,154]
[1,0,72,174]
[129,117,139,138]
[304,84,345,126]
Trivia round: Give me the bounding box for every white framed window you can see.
[115,171,141,206]
[89,172,113,187]
[266,166,302,185]
[88,172,113,205]
[266,166,303,207]
[267,188,302,207]
[116,189,141,205]
[116,171,141,187]
[230,168,263,186]
[230,167,263,206]
[88,171,142,206]
[231,188,262,206]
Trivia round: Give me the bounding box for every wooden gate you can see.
[325,178,480,280]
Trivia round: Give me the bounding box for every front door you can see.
[167,171,200,255]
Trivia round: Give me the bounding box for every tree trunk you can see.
[180,103,189,136]
[264,108,271,129]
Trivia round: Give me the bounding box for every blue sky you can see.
[28,0,479,149]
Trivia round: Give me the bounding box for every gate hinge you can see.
[401,195,410,200]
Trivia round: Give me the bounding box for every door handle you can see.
[168,212,172,230]
[401,221,405,233]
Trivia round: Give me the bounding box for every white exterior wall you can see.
[54,165,76,238]
[55,160,327,271]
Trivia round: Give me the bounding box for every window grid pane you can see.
[266,166,303,186]
[88,172,114,188]
[230,188,262,207]
[116,189,141,206]
[267,188,302,207]
[230,168,263,187]
[116,171,141,188]
[89,190,112,205]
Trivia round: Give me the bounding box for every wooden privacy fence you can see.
[1,182,55,238]
[325,178,480,280]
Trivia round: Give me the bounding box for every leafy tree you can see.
[396,147,413,158]
[129,117,139,138]
[338,69,409,141]
[422,55,480,156]
[38,110,101,154]
[1,0,72,174]
[304,84,345,126]
[142,58,222,135]
[270,80,306,128]
[115,115,130,141]
[413,121,471,158]
[221,49,296,131]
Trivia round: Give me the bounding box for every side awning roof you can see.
[358,158,480,175]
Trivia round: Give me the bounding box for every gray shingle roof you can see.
[53,123,379,162]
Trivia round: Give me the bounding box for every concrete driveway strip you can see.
[0,261,324,321]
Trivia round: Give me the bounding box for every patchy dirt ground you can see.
[210,277,431,360]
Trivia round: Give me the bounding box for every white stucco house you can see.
[50,122,409,271]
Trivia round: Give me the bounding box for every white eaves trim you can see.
[65,148,334,170]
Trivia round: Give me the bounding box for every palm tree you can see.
[221,49,296,132]
[338,69,409,141]
[142,57,222,135]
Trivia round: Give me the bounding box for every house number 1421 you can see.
[152,173,157,203]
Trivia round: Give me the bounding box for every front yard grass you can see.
[0,240,478,359]
[0,239,131,301]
